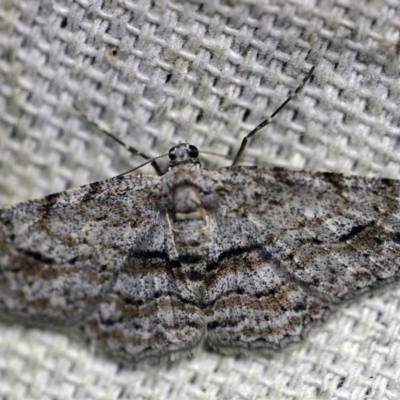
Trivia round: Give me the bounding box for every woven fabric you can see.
[1,0,400,399]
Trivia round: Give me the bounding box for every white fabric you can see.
[1,0,400,398]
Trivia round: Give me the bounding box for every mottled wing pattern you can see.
[3,159,400,361]
[204,166,400,353]
[0,174,158,325]
[81,217,205,362]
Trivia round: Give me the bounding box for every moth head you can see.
[168,142,201,169]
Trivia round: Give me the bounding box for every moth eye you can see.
[168,147,176,160]
[188,145,199,158]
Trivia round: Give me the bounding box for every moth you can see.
[2,66,399,364]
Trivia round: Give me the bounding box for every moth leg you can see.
[74,105,163,175]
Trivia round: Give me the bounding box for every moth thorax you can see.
[171,183,206,221]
